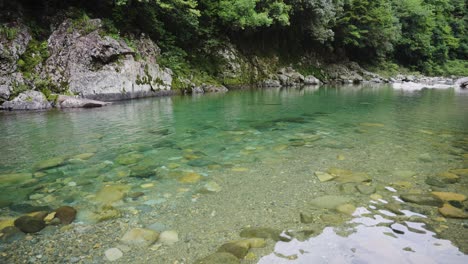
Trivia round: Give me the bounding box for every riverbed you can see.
[1,84,467,263]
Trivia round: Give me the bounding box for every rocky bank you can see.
[1,17,466,111]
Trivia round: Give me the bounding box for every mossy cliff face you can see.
[44,19,173,101]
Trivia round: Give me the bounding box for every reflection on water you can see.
[261,204,468,264]
[0,85,467,263]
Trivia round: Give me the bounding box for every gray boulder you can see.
[202,84,228,93]
[304,75,321,85]
[43,19,172,101]
[0,22,31,75]
[56,95,110,108]
[261,79,281,87]
[1,91,51,110]
[277,67,304,86]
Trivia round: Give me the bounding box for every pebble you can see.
[121,228,159,247]
[159,230,179,245]
[105,248,123,261]
[314,171,335,182]
[55,206,77,224]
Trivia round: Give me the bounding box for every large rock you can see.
[44,19,172,101]
[0,21,31,75]
[277,67,304,86]
[455,77,468,89]
[14,215,46,233]
[56,95,109,108]
[304,75,321,85]
[1,90,51,110]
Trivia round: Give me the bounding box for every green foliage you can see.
[18,40,49,78]
[0,24,18,40]
[440,59,468,76]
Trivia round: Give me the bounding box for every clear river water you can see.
[0,84,467,263]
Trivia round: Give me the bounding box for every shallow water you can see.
[1,85,468,263]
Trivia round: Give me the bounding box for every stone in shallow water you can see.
[240,227,282,241]
[309,195,351,209]
[336,203,356,215]
[158,230,179,245]
[393,170,416,178]
[217,242,249,259]
[94,184,131,205]
[178,172,202,183]
[187,159,217,167]
[431,192,467,202]
[437,172,460,184]
[359,122,385,127]
[439,203,468,219]
[314,171,335,182]
[400,194,443,207]
[356,184,376,195]
[14,216,46,233]
[121,228,159,247]
[200,181,221,193]
[0,173,33,185]
[195,253,239,264]
[73,153,95,160]
[449,168,468,177]
[34,157,67,171]
[105,248,123,261]
[54,206,77,224]
[425,177,447,188]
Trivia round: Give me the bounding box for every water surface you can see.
[1,85,467,263]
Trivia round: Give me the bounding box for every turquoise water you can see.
[1,85,468,263]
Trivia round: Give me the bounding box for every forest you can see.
[2,0,467,79]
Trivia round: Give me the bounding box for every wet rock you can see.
[336,203,356,215]
[158,230,178,245]
[328,168,371,183]
[130,165,155,178]
[384,203,404,215]
[195,252,239,264]
[425,177,447,188]
[309,195,351,209]
[128,192,145,200]
[56,95,109,108]
[431,192,467,202]
[300,212,316,224]
[72,153,95,160]
[54,206,77,224]
[94,184,131,205]
[449,168,468,177]
[314,171,335,182]
[187,159,217,167]
[400,194,443,207]
[105,248,123,261]
[121,228,159,247]
[115,153,143,165]
[0,173,33,185]
[34,157,66,171]
[178,172,202,183]
[356,184,376,195]
[439,203,468,219]
[1,91,51,110]
[240,227,282,241]
[217,242,249,259]
[14,216,46,233]
[304,75,321,85]
[339,183,357,194]
[200,181,221,193]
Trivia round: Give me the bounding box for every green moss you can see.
[18,40,49,78]
[0,25,18,41]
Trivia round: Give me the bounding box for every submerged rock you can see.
[94,184,131,205]
[439,203,468,219]
[240,227,282,241]
[309,195,351,209]
[314,171,335,182]
[178,172,202,183]
[356,184,376,195]
[400,193,443,207]
[105,248,123,262]
[34,157,67,171]
[195,252,239,264]
[217,242,249,259]
[449,168,468,177]
[14,216,46,233]
[158,230,179,245]
[425,177,447,188]
[115,153,144,165]
[121,228,159,247]
[0,173,33,185]
[54,206,77,224]
[431,192,466,202]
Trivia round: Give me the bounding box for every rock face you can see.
[44,19,172,101]
[277,67,305,86]
[0,90,51,110]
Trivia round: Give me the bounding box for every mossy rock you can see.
[195,253,239,264]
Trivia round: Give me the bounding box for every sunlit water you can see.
[1,85,467,263]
